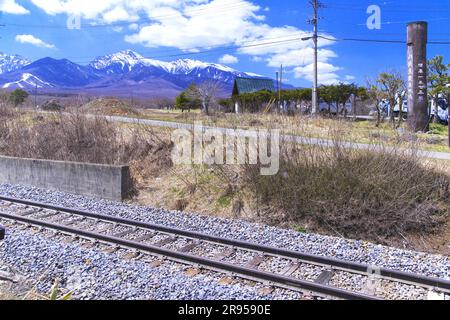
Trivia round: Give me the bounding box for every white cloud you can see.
[15,34,55,49]
[0,0,29,14]
[112,26,124,32]
[128,23,139,31]
[294,62,342,85]
[29,0,185,20]
[124,0,262,51]
[28,0,346,83]
[219,54,238,64]
[345,75,356,81]
[103,6,137,23]
[267,48,337,68]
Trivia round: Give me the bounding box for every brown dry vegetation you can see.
[241,141,449,246]
[80,98,142,117]
[135,108,450,153]
[134,120,450,252]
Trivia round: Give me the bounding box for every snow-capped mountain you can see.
[2,73,53,89]
[0,50,272,97]
[0,57,100,90]
[0,53,31,75]
[89,50,160,74]
[90,50,251,83]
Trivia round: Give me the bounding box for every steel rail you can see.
[1,195,449,293]
[0,211,379,300]
[0,224,5,240]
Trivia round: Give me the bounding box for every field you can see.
[60,101,450,154]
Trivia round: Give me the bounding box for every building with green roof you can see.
[232,77,275,113]
[232,77,276,96]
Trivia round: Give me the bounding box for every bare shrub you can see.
[0,91,16,119]
[173,198,189,211]
[0,106,16,121]
[126,126,174,184]
[40,99,64,112]
[240,134,450,245]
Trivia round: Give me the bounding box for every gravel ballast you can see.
[0,183,449,300]
[0,228,301,300]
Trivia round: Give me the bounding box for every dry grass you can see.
[0,111,173,193]
[59,100,450,153]
[132,109,450,152]
[0,291,20,300]
[240,133,450,246]
[132,119,450,250]
[0,106,16,119]
[81,98,142,117]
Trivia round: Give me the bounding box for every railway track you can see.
[0,195,449,300]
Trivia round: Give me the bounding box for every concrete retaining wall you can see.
[0,156,132,201]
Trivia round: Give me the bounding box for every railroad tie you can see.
[133,233,155,243]
[36,211,61,220]
[103,246,120,254]
[178,242,200,253]
[214,248,236,261]
[113,228,137,238]
[121,251,140,260]
[281,263,300,276]
[245,255,266,269]
[81,240,98,249]
[63,217,86,226]
[314,270,335,285]
[154,236,177,247]
[18,209,40,217]
[96,223,116,234]
[0,201,10,208]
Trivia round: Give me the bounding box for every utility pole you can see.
[308,0,324,115]
[276,71,279,113]
[279,64,283,112]
[34,83,38,109]
[276,71,279,93]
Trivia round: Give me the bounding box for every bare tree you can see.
[377,71,406,128]
[366,79,386,127]
[186,81,222,115]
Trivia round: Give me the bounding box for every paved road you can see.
[83,113,450,161]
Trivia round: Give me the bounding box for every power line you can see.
[59,34,310,61]
[319,36,404,43]
[429,41,450,44]
[326,2,450,13]
[64,36,307,65]
[318,35,450,45]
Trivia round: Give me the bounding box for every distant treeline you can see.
[217,83,368,113]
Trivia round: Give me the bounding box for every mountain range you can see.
[0,53,31,74]
[0,50,275,98]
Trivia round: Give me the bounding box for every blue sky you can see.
[0,0,449,87]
